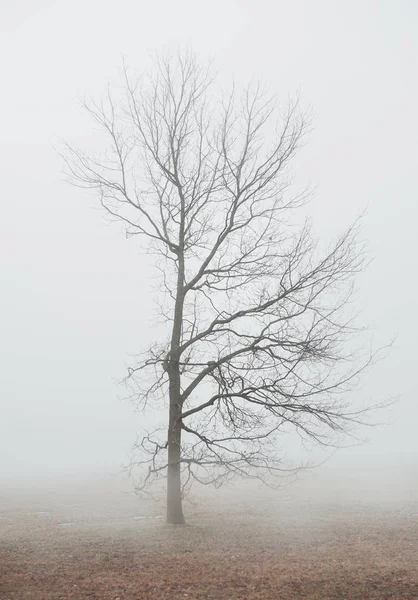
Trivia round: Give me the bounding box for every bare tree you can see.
[62,51,377,525]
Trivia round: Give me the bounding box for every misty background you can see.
[1,0,417,485]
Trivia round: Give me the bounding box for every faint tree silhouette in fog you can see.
[63,51,381,525]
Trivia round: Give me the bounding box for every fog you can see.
[1,0,417,491]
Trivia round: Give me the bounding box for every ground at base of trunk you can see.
[1,479,417,599]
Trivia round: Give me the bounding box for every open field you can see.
[1,466,417,599]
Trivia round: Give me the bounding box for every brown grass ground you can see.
[1,470,417,599]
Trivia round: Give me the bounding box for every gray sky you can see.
[1,0,417,480]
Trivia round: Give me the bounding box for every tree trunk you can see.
[166,401,185,524]
[166,191,186,525]
[166,277,185,524]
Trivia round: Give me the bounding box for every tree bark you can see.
[166,241,186,524]
[166,397,185,524]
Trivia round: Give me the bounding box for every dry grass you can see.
[1,472,417,599]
